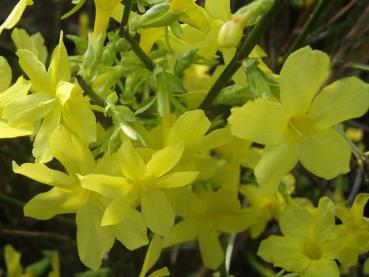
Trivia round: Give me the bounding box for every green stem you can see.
[0,192,23,207]
[76,75,105,107]
[245,251,275,277]
[335,125,363,160]
[121,30,155,71]
[282,0,330,60]
[118,0,155,71]
[199,0,281,109]
[121,0,133,28]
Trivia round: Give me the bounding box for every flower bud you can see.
[218,17,246,48]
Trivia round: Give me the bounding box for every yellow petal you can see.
[79,174,130,198]
[49,125,95,174]
[255,136,298,194]
[298,128,351,179]
[155,171,198,188]
[308,77,369,130]
[205,0,231,21]
[139,27,165,54]
[0,120,32,138]
[162,219,198,248]
[0,56,12,92]
[229,98,289,145]
[11,28,47,64]
[167,109,210,147]
[146,143,184,177]
[0,0,33,34]
[141,189,175,236]
[213,208,259,233]
[16,49,53,94]
[280,46,330,115]
[200,127,232,151]
[55,81,74,106]
[48,32,71,84]
[115,208,148,250]
[93,0,121,39]
[117,141,147,180]
[198,223,224,270]
[139,235,163,277]
[279,204,312,239]
[33,106,61,163]
[101,188,139,226]
[149,267,170,277]
[303,259,339,277]
[257,235,309,273]
[4,245,23,277]
[62,93,97,144]
[351,193,369,218]
[0,77,30,109]
[13,162,73,187]
[3,93,53,126]
[76,198,115,270]
[24,187,84,219]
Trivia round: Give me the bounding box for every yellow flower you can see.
[80,140,199,236]
[4,244,60,277]
[345,127,363,142]
[258,197,340,277]
[93,0,121,39]
[13,126,148,270]
[213,136,260,193]
[4,245,23,277]
[240,184,286,238]
[147,110,232,179]
[3,32,96,163]
[0,56,33,138]
[163,188,258,270]
[11,28,47,64]
[0,0,33,35]
[229,46,369,193]
[139,235,170,277]
[333,193,369,269]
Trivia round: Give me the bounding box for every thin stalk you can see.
[0,192,23,207]
[76,75,105,107]
[282,0,330,60]
[335,125,363,160]
[119,0,155,71]
[199,0,282,109]
[121,30,155,71]
[121,0,133,28]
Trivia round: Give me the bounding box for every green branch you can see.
[199,0,282,109]
[119,0,155,71]
[121,0,133,28]
[76,75,105,107]
[121,30,155,71]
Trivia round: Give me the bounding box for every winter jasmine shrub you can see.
[1,0,369,276]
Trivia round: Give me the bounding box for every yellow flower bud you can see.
[217,16,246,48]
[345,127,363,142]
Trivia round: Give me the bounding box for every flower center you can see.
[303,242,323,260]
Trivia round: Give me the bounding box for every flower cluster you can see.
[1,0,369,276]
